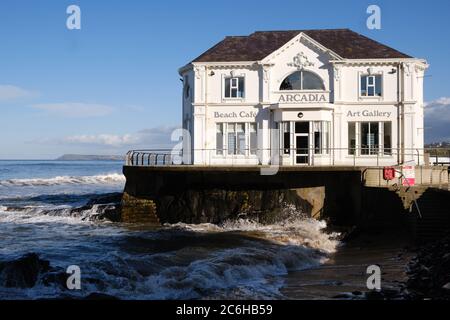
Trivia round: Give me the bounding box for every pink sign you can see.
[402,165,416,186]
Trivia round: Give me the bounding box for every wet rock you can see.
[0,253,51,288]
[365,289,404,300]
[87,204,121,222]
[41,270,69,288]
[156,189,312,224]
[406,232,450,300]
[332,293,351,299]
[84,293,119,300]
[86,193,122,206]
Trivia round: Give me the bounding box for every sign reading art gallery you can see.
[347,110,393,118]
[277,92,329,104]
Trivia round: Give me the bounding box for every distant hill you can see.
[56,154,124,161]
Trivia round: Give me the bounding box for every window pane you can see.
[348,122,356,155]
[295,121,309,134]
[280,71,302,90]
[323,122,330,154]
[237,132,246,155]
[250,123,257,155]
[235,123,245,155]
[225,79,230,98]
[368,76,374,85]
[231,88,237,97]
[228,132,236,155]
[313,122,322,154]
[238,77,245,98]
[361,122,369,155]
[370,122,379,155]
[384,122,392,155]
[361,76,367,96]
[360,76,367,96]
[362,122,379,155]
[283,122,290,154]
[302,71,325,90]
[375,75,382,96]
[216,124,223,155]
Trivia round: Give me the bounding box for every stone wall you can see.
[121,166,363,226]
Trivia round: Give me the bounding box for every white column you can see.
[192,106,206,165]
[403,105,416,164]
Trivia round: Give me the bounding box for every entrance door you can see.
[294,122,310,165]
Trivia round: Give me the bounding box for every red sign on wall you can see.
[383,167,396,181]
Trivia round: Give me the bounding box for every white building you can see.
[178,29,428,166]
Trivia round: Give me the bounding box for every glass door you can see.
[294,122,309,165]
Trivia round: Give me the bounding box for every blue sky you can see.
[0,0,449,159]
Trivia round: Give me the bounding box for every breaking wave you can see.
[0,173,125,187]
[0,202,340,299]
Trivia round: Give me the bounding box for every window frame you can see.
[279,70,325,91]
[347,121,393,156]
[215,122,258,157]
[359,73,383,98]
[223,76,245,100]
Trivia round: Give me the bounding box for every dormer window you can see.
[224,77,245,98]
[360,75,382,97]
[280,71,325,91]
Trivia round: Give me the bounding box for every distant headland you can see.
[56,154,124,161]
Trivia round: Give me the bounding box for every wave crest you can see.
[0,173,125,187]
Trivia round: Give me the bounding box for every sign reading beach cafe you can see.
[277,92,329,104]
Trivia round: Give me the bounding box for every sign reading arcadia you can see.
[277,93,328,103]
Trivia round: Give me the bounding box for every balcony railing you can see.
[125,148,450,167]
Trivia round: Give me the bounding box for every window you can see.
[227,123,236,155]
[216,123,224,155]
[280,71,325,91]
[361,122,379,155]
[295,121,309,134]
[360,75,382,97]
[282,122,290,154]
[383,122,392,155]
[236,123,246,155]
[348,121,392,155]
[348,122,356,155]
[224,77,245,98]
[249,123,257,155]
[217,122,257,156]
[313,121,330,154]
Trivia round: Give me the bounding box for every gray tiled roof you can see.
[192,29,411,62]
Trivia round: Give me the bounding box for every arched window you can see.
[280,71,325,91]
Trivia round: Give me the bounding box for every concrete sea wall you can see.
[122,166,363,226]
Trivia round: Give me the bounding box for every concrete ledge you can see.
[123,165,366,173]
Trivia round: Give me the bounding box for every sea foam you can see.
[0,173,125,187]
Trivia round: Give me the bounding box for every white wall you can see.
[179,33,427,166]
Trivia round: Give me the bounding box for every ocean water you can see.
[0,160,339,300]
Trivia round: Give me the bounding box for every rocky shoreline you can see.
[1,192,449,300]
[405,233,450,300]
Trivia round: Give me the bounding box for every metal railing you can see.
[125,147,450,167]
[126,149,176,166]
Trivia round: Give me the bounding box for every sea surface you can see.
[0,160,347,299]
